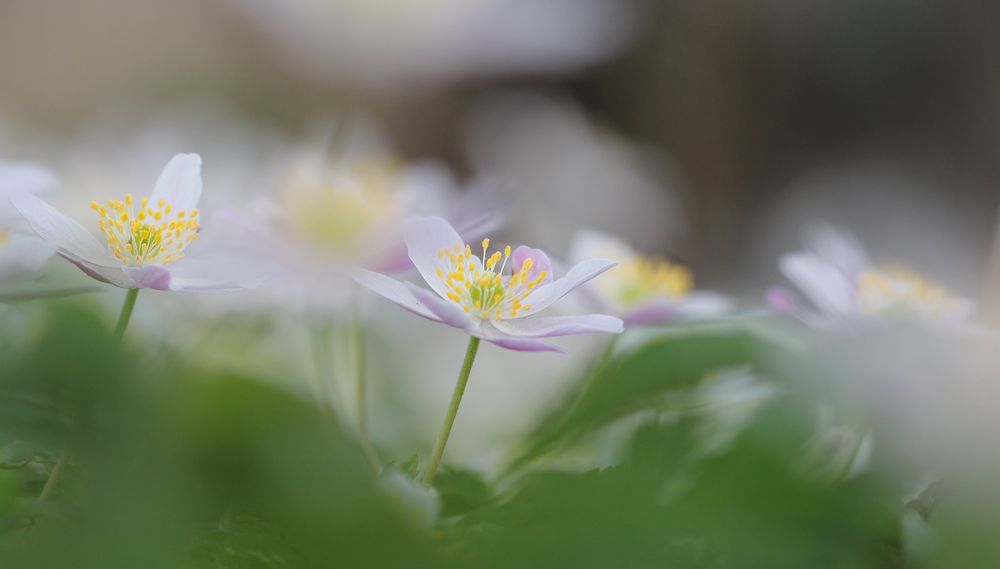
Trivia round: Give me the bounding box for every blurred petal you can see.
[492,313,622,338]
[149,153,203,212]
[804,222,870,277]
[779,252,855,317]
[568,229,633,264]
[404,216,470,300]
[514,258,615,318]
[474,325,565,353]
[353,268,442,323]
[0,234,55,282]
[672,292,732,319]
[10,191,119,268]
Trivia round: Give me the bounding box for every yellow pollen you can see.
[93,194,200,266]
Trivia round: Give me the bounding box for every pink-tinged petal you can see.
[149,153,203,212]
[621,303,676,326]
[123,265,172,291]
[64,257,134,288]
[765,286,798,314]
[492,314,623,338]
[779,252,855,318]
[404,216,469,300]
[0,234,56,282]
[511,246,554,286]
[10,191,120,268]
[512,258,616,318]
[405,282,475,330]
[352,268,442,323]
[622,292,730,326]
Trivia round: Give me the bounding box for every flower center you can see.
[605,256,692,307]
[282,160,401,256]
[437,238,547,320]
[856,265,961,318]
[91,194,200,266]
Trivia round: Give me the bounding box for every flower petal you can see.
[803,222,870,278]
[64,257,134,288]
[10,191,120,268]
[149,153,203,213]
[511,245,553,286]
[0,234,55,282]
[404,216,468,301]
[352,268,442,323]
[492,313,623,338]
[405,282,475,330]
[472,323,565,353]
[123,265,173,291]
[512,258,616,318]
[779,252,855,317]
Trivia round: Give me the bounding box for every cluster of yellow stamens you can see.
[435,238,548,320]
[856,265,961,318]
[91,193,200,266]
[608,256,693,307]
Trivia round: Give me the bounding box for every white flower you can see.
[569,230,730,327]
[0,163,58,284]
[768,223,972,328]
[11,154,257,291]
[355,216,623,352]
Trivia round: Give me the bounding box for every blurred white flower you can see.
[243,123,502,313]
[0,163,58,283]
[223,0,633,90]
[569,230,730,327]
[768,222,973,328]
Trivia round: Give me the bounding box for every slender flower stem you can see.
[351,307,380,473]
[113,288,139,340]
[422,337,481,487]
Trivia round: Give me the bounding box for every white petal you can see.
[149,153,203,212]
[404,216,469,301]
[512,258,616,318]
[10,191,120,268]
[0,163,59,203]
[405,282,475,330]
[779,252,855,317]
[492,313,623,338]
[0,234,55,282]
[803,222,870,277]
[352,268,442,323]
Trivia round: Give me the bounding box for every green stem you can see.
[351,308,380,473]
[421,336,481,487]
[113,288,139,340]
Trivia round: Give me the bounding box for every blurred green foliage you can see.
[0,303,992,567]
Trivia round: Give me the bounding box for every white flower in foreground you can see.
[569,230,730,327]
[355,216,623,352]
[768,223,972,328]
[0,163,58,283]
[11,154,254,291]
